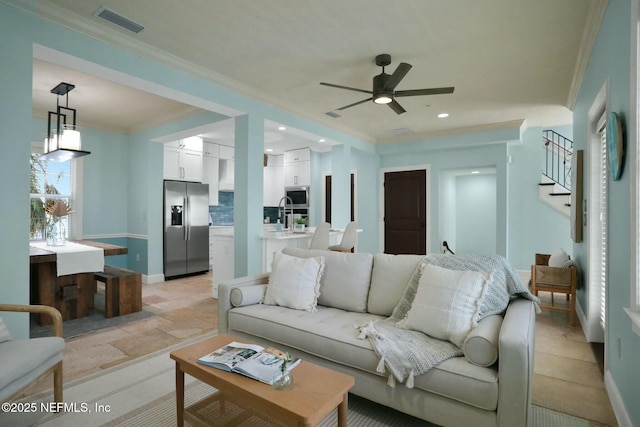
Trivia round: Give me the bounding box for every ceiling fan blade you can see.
[384,62,412,91]
[320,82,373,95]
[336,97,374,111]
[395,87,455,97]
[387,99,406,115]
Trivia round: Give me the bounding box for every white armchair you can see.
[0,304,64,402]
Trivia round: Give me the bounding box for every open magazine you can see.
[198,341,301,385]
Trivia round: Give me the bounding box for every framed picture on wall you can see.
[571,149,584,243]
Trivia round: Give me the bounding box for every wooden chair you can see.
[0,304,64,402]
[531,253,578,326]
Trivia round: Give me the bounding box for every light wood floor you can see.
[25,274,617,426]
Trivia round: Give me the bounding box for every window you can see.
[29,145,74,241]
[585,82,608,343]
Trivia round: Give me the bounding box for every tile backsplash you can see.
[209,191,234,225]
[209,193,282,225]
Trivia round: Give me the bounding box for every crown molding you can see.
[377,119,526,145]
[567,0,608,109]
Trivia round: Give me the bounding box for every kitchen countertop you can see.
[261,229,347,240]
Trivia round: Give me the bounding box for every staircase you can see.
[538,130,573,217]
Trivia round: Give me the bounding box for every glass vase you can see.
[46,220,66,246]
[272,372,293,390]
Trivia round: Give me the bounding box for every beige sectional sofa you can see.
[218,248,536,427]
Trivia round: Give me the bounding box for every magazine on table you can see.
[198,341,301,385]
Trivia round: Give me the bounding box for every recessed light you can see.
[318,139,326,143]
[278,126,286,131]
[265,148,273,152]
[437,113,449,118]
[471,170,480,174]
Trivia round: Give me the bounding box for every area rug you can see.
[30,289,155,339]
[5,332,610,427]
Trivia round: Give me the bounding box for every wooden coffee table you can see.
[170,334,355,426]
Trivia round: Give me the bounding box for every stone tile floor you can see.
[23,274,618,426]
[533,292,617,426]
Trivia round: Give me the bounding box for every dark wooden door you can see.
[384,169,427,254]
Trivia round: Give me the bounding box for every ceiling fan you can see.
[320,54,454,115]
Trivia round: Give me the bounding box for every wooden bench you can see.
[94,265,142,318]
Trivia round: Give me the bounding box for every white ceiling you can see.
[29,0,605,151]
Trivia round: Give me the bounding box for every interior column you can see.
[330,144,352,228]
[234,115,264,277]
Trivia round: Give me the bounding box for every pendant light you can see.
[40,82,90,162]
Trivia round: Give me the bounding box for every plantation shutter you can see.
[597,113,608,330]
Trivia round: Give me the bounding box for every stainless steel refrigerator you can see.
[163,180,210,279]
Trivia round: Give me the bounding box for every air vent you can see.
[390,128,414,136]
[325,111,341,118]
[94,6,144,34]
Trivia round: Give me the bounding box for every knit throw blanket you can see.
[356,254,539,388]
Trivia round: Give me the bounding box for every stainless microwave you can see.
[285,186,310,208]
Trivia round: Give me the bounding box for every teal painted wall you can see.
[507,126,574,270]
[0,4,34,338]
[572,0,639,424]
[455,173,497,255]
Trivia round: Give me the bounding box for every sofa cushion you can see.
[229,304,384,373]
[0,317,11,343]
[282,248,373,312]
[463,315,503,367]
[416,357,499,411]
[230,285,267,307]
[398,264,490,347]
[264,252,324,312]
[368,254,424,316]
[228,304,499,411]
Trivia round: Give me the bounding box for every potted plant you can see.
[293,217,307,233]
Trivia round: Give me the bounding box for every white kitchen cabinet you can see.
[211,229,234,298]
[263,154,284,206]
[203,155,219,205]
[218,144,234,160]
[284,148,310,186]
[163,137,203,182]
[284,161,310,186]
[203,142,219,158]
[284,148,310,163]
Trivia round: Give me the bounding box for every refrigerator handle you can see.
[183,195,189,240]
[186,195,192,240]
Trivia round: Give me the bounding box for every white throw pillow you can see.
[0,316,12,343]
[463,314,503,366]
[398,264,490,348]
[230,285,268,307]
[548,248,570,267]
[263,252,324,312]
[281,247,373,312]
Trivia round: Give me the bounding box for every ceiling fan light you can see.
[373,93,392,104]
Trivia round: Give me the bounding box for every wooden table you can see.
[29,240,128,324]
[170,334,355,427]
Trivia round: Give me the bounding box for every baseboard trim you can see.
[604,369,632,427]
[143,274,165,284]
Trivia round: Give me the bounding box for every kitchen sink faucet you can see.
[278,196,294,229]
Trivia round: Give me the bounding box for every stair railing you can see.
[542,129,573,191]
